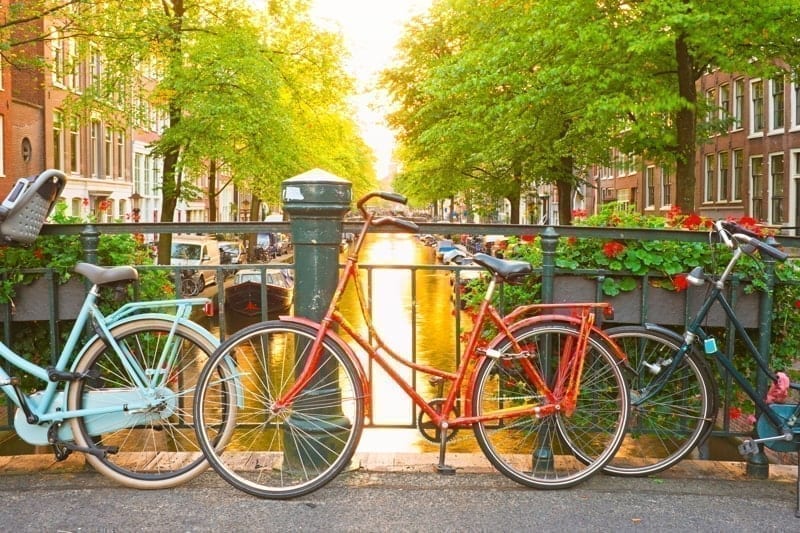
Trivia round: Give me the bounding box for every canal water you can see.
[0,232,742,461]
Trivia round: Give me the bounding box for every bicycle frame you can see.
[0,284,218,445]
[275,208,626,430]
[642,244,800,439]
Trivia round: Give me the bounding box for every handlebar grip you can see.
[748,237,789,262]
[373,216,419,233]
[720,220,761,240]
[356,191,408,211]
[376,191,408,205]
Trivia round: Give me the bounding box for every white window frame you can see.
[750,79,764,136]
[733,78,745,130]
[717,151,729,203]
[660,166,672,209]
[644,166,655,209]
[770,152,785,225]
[769,76,785,133]
[751,156,764,220]
[732,149,743,202]
[704,154,715,203]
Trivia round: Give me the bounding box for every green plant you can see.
[0,202,175,395]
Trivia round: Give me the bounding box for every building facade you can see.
[586,70,800,232]
[1,11,235,226]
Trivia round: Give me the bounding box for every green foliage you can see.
[0,204,175,394]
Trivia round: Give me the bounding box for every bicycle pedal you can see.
[738,439,759,456]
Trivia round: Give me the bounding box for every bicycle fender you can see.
[487,313,632,367]
[277,315,372,412]
[68,313,220,373]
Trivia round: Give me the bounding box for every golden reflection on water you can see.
[337,233,470,453]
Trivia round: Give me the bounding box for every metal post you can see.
[746,236,778,479]
[540,226,558,304]
[281,168,352,469]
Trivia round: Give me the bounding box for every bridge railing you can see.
[1,220,799,455]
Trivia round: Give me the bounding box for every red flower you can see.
[520,234,535,243]
[729,406,742,420]
[82,197,89,206]
[602,241,625,258]
[672,274,689,292]
[566,236,577,246]
[681,213,703,230]
[794,300,800,310]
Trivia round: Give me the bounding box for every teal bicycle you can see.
[0,170,238,489]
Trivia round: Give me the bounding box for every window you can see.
[705,88,716,125]
[660,166,672,207]
[116,131,124,179]
[90,120,100,177]
[771,153,785,224]
[793,71,800,129]
[69,118,80,173]
[704,154,715,202]
[770,77,785,131]
[732,149,743,201]
[645,166,655,208]
[718,151,730,202]
[51,29,65,86]
[733,79,745,130]
[71,198,82,217]
[104,129,112,179]
[53,112,64,170]
[751,156,764,220]
[751,79,764,134]
[719,83,730,127]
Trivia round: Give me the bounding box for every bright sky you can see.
[309,0,432,179]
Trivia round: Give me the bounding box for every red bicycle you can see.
[194,191,630,498]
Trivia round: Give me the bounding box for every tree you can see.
[5,0,377,262]
[384,0,800,218]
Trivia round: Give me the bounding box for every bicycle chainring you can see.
[417,399,459,443]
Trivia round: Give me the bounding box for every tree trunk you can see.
[157,0,185,266]
[208,159,218,222]
[675,32,697,213]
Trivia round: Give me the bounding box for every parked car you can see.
[219,241,246,265]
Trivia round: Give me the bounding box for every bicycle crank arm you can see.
[738,432,794,455]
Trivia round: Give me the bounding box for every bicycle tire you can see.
[67,318,237,489]
[471,322,629,489]
[194,320,365,499]
[604,325,717,476]
[181,277,199,297]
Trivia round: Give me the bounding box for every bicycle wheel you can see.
[194,320,365,499]
[67,318,237,489]
[604,326,716,476]
[471,322,629,489]
[181,276,199,297]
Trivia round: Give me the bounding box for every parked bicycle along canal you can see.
[0,232,742,462]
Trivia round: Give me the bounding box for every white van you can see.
[170,235,221,288]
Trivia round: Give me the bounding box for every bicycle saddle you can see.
[472,253,532,281]
[75,262,139,285]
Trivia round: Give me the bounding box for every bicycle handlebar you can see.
[357,191,419,233]
[714,220,789,262]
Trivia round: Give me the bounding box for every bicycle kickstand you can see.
[435,421,456,475]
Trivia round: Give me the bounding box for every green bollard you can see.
[280,169,352,471]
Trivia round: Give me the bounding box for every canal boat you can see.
[224,268,294,322]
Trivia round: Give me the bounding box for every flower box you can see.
[5,277,85,322]
[552,276,759,328]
